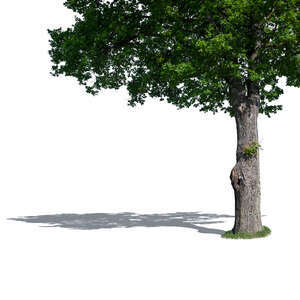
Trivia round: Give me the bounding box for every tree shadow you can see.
[9,212,234,235]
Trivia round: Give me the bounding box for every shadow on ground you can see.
[9,212,234,235]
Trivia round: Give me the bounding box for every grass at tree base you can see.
[221,226,271,239]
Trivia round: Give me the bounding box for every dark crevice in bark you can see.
[229,78,263,234]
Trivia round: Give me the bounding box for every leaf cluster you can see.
[48,0,299,116]
[243,142,262,157]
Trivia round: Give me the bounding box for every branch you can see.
[258,9,275,27]
[249,7,278,61]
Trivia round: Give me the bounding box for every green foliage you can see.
[243,142,262,157]
[48,0,300,115]
[222,226,271,239]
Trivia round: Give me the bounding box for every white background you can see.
[1,1,299,299]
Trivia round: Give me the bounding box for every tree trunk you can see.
[229,79,263,234]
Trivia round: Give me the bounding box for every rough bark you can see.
[229,79,263,234]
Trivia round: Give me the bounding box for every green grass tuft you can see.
[243,142,261,157]
[221,226,271,239]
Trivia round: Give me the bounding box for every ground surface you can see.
[1,1,299,299]
[1,206,299,300]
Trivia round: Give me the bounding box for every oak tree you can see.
[48,0,299,236]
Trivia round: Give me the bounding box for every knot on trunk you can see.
[230,164,244,191]
[237,102,247,114]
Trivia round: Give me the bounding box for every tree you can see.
[48,0,299,237]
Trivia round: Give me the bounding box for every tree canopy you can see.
[48,0,299,116]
